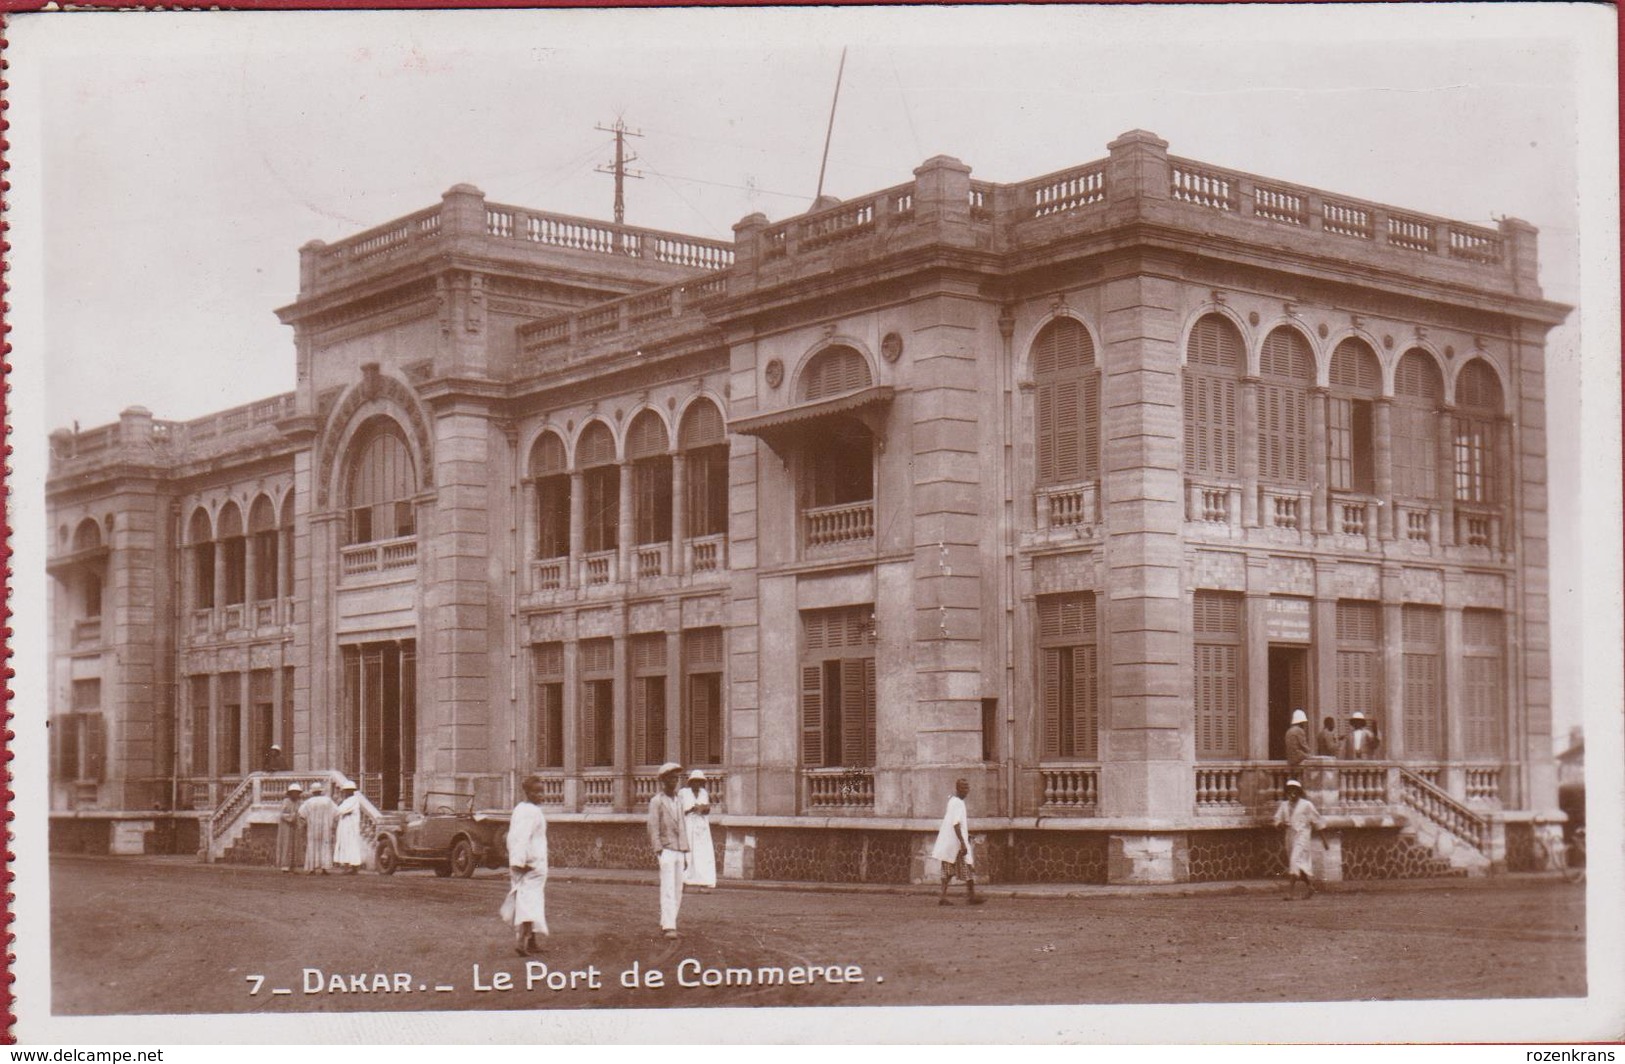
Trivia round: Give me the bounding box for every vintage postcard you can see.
[5,3,1621,1045]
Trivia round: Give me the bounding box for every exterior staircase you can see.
[203,771,383,867]
[1391,767,1494,874]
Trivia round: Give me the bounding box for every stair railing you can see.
[1396,766,1489,853]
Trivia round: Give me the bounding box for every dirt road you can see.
[48,856,1584,1015]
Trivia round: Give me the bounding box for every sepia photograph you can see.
[5,2,1621,1045]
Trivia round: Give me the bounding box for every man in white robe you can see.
[333,780,365,874]
[1272,778,1325,900]
[502,775,550,956]
[933,778,984,906]
[681,770,717,889]
[299,783,338,874]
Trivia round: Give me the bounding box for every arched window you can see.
[1257,327,1314,485]
[1183,315,1243,478]
[577,422,620,554]
[249,496,279,602]
[1327,338,1380,494]
[800,346,872,401]
[1032,318,1099,486]
[530,432,571,560]
[627,411,672,547]
[1454,359,1504,504]
[188,508,215,609]
[680,400,729,539]
[1392,351,1443,500]
[72,519,104,619]
[217,503,246,606]
[346,420,417,545]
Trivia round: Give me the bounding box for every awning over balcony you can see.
[727,385,894,459]
[46,545,109,577]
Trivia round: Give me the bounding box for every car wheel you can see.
[376,839,400,876]
[450,838,477,879]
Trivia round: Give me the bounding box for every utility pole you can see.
[594,118,643,233]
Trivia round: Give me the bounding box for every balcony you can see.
[634,542,670,581]
[1037,482,1099,534]
[1186,481,1243,530]
[1260,487,1310,535]
[686,534,727,575]
[1038,764,1100,814]
[532,556,569,592]
[583,550,618,587]
[1329,493,1378,540]
[803,500,875,556]
[580,771,616,808]
[802,768,875,812]
[340,536,418,582]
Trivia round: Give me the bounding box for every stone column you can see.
[611,634,629,809]
[1240,377,1260,527]
[1314,561,1339,735]
[519,479,536,590]
[562,638,581,812]
[665,616,684,765]
[239,670,252,774]
[208,673,221,779]
[671,451,688,576]
[1310,386,1329,533]
[272,666,285,750]
[212,539,226,615]
[1373,397,1394,542]
[618,462,634,582]
[243,532,258,618]
[1442,574,1466,798]
[277,522,292,620]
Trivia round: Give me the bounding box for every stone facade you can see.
[46,132,1569,883]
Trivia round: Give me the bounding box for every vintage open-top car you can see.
[374,791,509,877]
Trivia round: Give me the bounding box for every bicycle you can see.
[1531,826,1586,882]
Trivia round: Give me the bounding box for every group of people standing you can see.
[1285,709,1382,767]
[500,762,718,955]
[273,779,368,875]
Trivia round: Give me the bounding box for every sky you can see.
[9,4,1616,746]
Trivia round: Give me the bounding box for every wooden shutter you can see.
[679,400,725,449]
[1330,339,1381,393]
[840,659,868,767]
[627,412,668,460]
[1328,397,1353,490]
[580,680,600,767]
[1072,643,1098,760]
[687,675,712,767]
[1194,591,1242,758]
[1034,320,1098,485]
[1457,360,1504,414]
[1403,606,1442,757]
[803,347,872,401]
[1042,647,1064,758]
[801,665,824,766]
[1462,610,1504,758]
[84,712,106,782]
[55,713,78,781]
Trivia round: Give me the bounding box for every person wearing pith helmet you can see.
[1272,778,1325,900]
[646,763,690,938]
[1341,711,1381,761]
[1284,708,1312,767]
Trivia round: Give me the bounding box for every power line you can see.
[594,118,644,225]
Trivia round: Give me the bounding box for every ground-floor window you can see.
[1336,600,1382,735]
[631,634,668,767]
[1038,593,1098,760]
[54,679,105,783]
[1403,606,1443,758]
[801,606,876,768]
[1194,591,1243,759]
[532,643,565,769]
[684,627,724,766]
[1462,609,1505,759]
[579,638,615,768]
[219,671,242,776]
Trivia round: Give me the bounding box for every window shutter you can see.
[679,400,725,449]
[1330,340,1381,393]
[1052,379,1082,482]
[578,424,617,468]
[1457,360,1504,413]
[631,674,649,766]
[580,680,601,767]
[1082,374,1100,479]
[803,347,872,401]
[841,659,868,767]
[685,628,723,669]
[1036,385,1057,483]
[84,713,106,782]
[687,674,712,767]
[1042,648,1063,759]
[801,665,824,766]
[1073,644,1098,759]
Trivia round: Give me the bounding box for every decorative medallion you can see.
[1248,311,1260,326]
[1445,345,1455,359]
[765,359,784,389]
[1382,334,1394,350]
[881,332,904,363]
[1317,323,1329,339]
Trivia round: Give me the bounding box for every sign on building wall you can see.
[1266,596,1313,643]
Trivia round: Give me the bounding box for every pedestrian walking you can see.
[501,775,550,957]
[681,770,717,890]
[299,782,339,875]
[1316,716,1340,757]
[276,784,303,873]
[1284,708,1312,767]
[1272,778,1325,900]
[333,780,365,874]
[646,762,689,939]
[1340,711,1382,760]
[933,778,984,907]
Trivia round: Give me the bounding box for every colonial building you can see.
[47,131,1571,882]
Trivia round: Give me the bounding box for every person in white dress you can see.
[1272,778,1325,900]
[932,778,984,907]
[681,770,717,889]
[333,780,365,874]
[501,775,550,956]
[299,783,339,874]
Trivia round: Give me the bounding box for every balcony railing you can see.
[581,772,616,807]
[635,542,669,580]
[223,604,245,631]
[1455,507,1502,551]
[803,768,875,811]
[687,534,726,574]
[531,772,567,807]
[1038,764,1099,813]
[1037,482,1099,531]
[1262,488,1309,531]
[1186,481,1242,528]
[1463,763,1504,805]
[804,500,875,554]
[1399,504,1438,544]
[1331,494,1377,538]
[340,536,418,579]
[583,550,618,587]
[1194,762,1293,812]
[532,556,568,592]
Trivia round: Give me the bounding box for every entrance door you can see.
[1266,645,1310,760]
[342,639,417,810]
